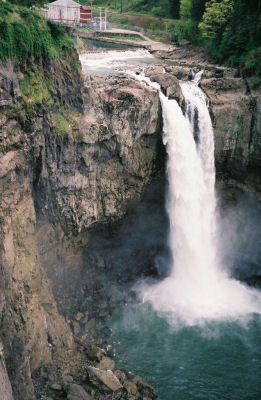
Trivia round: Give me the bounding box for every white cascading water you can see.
[79,46,261,324]
[134,72,261,325]
[80,49,153,74]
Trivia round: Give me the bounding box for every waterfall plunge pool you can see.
[110,303,261,400]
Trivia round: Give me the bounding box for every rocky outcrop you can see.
[200,76,261,196]
[0,50,161,400]
[144,67,184,106]
[0,60,21,106]
[159,46,261,197]
[0,342,14,400]
[34,74,160,234]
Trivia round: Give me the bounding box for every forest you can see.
[3,0,261,75]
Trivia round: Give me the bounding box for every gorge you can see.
[0,42,261,400]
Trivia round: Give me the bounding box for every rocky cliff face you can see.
[157,46,261,198]
[201,75,261,197]
[0,52,161,400]
[0,342,14,400]
[1,43,261,400]
[34,73,160,234]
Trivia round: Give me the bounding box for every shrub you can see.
[0,1,73,63]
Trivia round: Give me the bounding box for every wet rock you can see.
[85,319,96,331]
[123,380,139,397]
[75,312,84,321]
[62,374,74,383]
[145,69,184,106]
[97,356,115,371]
[85,345,106,362]
[133,376,157,399]
[244,275,261,288]
[87,366,122,392]
[0,60,21,106]
[73,321,81,335]
[113,370,126,385]
[50,383,62,391]
[65,383,93,400]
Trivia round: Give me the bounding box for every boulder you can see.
[85,345,106,362]
[65,383,93,400]
[114,369,126,384]
[62,374,74,383]
[50,383,62,391]
[145,69,184,107]
[87,366,122,392]
[97,356,115,371]
[123,380,139,397]
[133,376,157,399]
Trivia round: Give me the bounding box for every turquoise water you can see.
[111,302,261,400]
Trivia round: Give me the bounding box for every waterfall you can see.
[134,72,261,326]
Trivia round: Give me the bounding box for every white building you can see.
[47,0,80,25]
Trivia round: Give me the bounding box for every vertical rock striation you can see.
[0,51,161,399]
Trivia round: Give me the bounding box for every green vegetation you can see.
[0,1,73,63]
[94,0,261,75]
[51,108,81,138]
[8,0,48,6]
[51,113,71,137]
[19,69,54,106]
[176,0,261,75]
[5,64,56,124]
[199,0,261,75]
[106,11,176,43]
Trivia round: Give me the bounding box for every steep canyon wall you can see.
[0,53,161,399]
[0,46,261,399]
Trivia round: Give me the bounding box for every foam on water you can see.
[80,49,153,73]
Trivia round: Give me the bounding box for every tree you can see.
[190,0,207,23]
[8,0,49,7]
[198,0,234,40]
[170,0,180,18]
[180,0,191,19]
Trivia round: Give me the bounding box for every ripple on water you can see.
[111,303,261,400]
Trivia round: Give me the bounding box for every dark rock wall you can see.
[0,51,162,399]
[0,342,14,400]
[1,44,261,399]
[200,76,261,196]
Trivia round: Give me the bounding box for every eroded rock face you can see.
[200,77,261,196]
[2,43,260,400]
[33,74,161,234]
[159,46,261,197]
[0,343,14,400]
[0,60,21,106]
[0,52,162,400]
[144,67,184,107]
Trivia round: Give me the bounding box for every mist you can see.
[218,190,261,281]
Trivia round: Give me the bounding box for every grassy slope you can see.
[0,1,73,63]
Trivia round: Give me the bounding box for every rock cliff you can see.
[1,42,261,400]
[0,51,161,400]
[157,46,261,197]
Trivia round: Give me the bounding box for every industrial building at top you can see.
[46,0,107,30]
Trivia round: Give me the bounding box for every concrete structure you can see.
[47,0,80,25]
